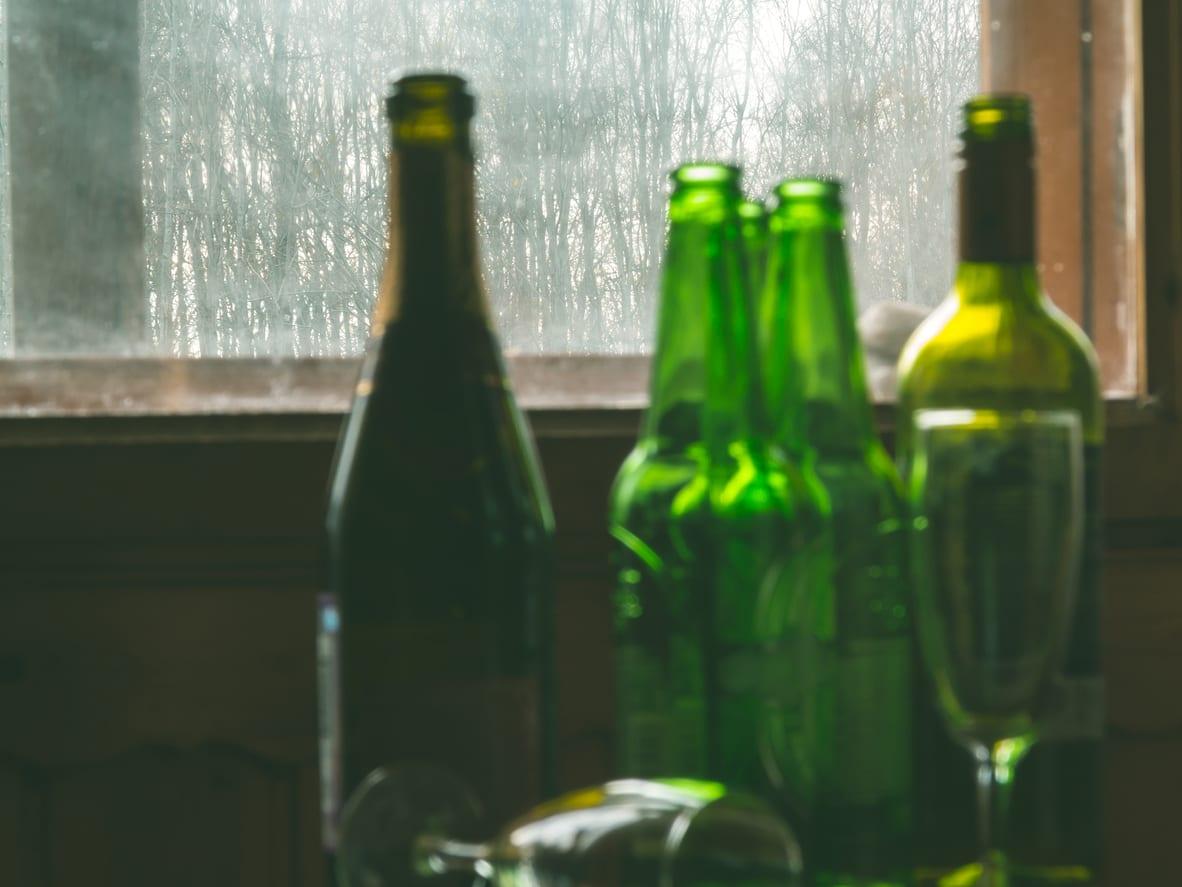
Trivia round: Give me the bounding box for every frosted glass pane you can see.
[1,0,980,357]
[138,0,980,356]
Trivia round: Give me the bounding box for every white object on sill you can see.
[858,301,930,402]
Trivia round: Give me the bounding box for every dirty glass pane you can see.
[0,0,982,359]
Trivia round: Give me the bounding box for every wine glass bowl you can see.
[533,780,801,886]
[908,408,1084,883]
[336,763,484,887]
[453,778,802,887]
[344,772,803,886]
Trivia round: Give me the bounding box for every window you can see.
[981,0,1141,395]
[0,0,1146,399]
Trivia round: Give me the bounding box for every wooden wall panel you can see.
[0,763,46,886]
[1106,738,1182,886]
[0,748,310,887]
[0,438,331,886]
[0,584,317,764]
[0,426,1173,884]
[1104,550,1182,737]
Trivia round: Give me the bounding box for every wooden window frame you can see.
[0,1,1165,424]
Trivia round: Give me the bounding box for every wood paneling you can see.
[0,421,1174,884]
[0,429,632,886]
[1104,550,1182,738]
[0,437,329,886]
[0,748,310,887]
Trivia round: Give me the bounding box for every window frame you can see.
[0,0,1171,452]
[1098,0,1182,538]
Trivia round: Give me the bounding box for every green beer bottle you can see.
[611,164,824,803]
[896,95,1103,881]
[763,179,913,885]
[323,73,556,857]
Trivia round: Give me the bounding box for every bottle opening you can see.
[774,178,842,204]
[962,93,1032,140]
[386,72,475,145]
[738,199,767,222]
[671,163,741,189]
[771,178,843,228]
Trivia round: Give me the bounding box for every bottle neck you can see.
[372,133,485,336]
[703,219,760,459]
[953,262,1044,310]
[643,219,710,446]
[958,137,1036,264]
[644,207,757,450]
[774,223,876,451]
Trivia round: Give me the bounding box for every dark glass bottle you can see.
[897,94,1103,882]
[322,73,555,858]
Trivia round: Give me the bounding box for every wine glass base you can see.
[336,763,485,887]
[917,861,1097,887]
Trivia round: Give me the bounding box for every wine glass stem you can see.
[975,745,1015,880]
[413,833,495,879]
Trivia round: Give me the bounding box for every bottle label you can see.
[616,644,707,777]
[827,636,911,806]
[719,645,769,695]
[331,615,542,838]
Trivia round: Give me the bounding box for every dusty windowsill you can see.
[0,356,647,444]
[0,355,1160,446]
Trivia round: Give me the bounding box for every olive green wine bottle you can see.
[896,94,1103,882]
[611,164,828,804]
[322,73,556,855]
[762,179,913,886]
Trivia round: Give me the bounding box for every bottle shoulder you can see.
[711,443,832,539]
[608,440,704,524]
[813,441,905,517]
[328,333,552,537]
[715,448,800,517]
[896,292,1102,436]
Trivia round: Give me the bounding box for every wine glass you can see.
[907,408,1084,886]
[334,763,486,887]
[338,767,803,886]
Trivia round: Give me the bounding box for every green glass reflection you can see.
[763,178,913,886]
[610,164,827,807]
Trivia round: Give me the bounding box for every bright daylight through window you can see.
[0,0,1139,397]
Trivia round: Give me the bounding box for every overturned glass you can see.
[338,764,803,886]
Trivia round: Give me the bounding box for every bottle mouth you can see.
[773,178,842,204]
[671,163,741,189]
[962,93,1032,140]
[738,199,767,222]
[387,71,475,121]
[770,178,844,228]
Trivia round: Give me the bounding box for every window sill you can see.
[0,356,1164,446]
[0,356,646,444]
